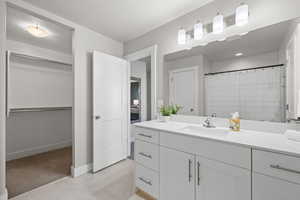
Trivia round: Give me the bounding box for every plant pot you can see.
[160,116,171,122]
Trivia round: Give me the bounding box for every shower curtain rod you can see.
[204,64,284,76]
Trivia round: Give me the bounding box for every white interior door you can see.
[169,66,199,115]
[93,51,129,173]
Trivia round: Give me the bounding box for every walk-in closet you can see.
[5,4,73,198]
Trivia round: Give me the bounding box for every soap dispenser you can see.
[229,112,240,132]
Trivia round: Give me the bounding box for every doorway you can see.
[130,77,142,123]
[5,5,74,198]
[125,45,158,159]
[169,66,199,115]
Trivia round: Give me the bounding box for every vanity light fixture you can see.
[235,52,243,57]
[194,21,204,40]
[177,5,250,45]
[178,27,186,45]
[213,13,224,34]
[26,24,49,38]
[236,3,249,26]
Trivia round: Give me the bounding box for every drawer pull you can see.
[188,159,192,182]
[270,164,300,175]
[197,162,201,185]
[139,152,152,159]
[138,177,152,186]
[138,133,152,138]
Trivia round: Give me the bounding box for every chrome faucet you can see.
[203,116,216,128]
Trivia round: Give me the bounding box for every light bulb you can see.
[178,28,186,45]
[194,22,204,40]
[236,3,249,26]
[213,13,224,34]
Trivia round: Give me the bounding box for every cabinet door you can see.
[196,156,251,200]
[160,147,195,200]
[253,173,300,200]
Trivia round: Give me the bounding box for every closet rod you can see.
[9,107,72,113]
[204,64,284,76]
[10,51,72,66]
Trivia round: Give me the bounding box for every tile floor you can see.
[10,159,142,200]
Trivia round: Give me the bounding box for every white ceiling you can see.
[7,6,73,54]
[165,19,292,62]
[22,0,214,42]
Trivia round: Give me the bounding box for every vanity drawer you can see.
[135,140,159,171]
[135,127,159,144]
[160,131,251,169]
[136,164,159,199]
[253,150,300,184]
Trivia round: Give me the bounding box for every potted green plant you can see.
[160,105,172,122]
[170,104,181,115]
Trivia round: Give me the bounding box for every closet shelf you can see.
[10,51,72,66]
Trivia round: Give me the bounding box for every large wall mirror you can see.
[164,17,300,123]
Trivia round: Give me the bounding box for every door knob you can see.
[95,116,101,120]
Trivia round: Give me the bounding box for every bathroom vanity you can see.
[133,120,300,200]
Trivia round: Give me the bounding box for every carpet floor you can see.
[10,160,143,200]
[6,147,72,198]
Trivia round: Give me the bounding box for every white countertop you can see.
[134,120,300,157]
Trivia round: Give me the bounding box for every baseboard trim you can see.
[71,163,92,178]
[6,140,72,161]
[0,188,8,200]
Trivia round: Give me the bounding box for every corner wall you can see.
[0,1,7,199]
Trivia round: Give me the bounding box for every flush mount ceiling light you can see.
[213,13,224,34]
[26,24,49,38]
[194,21,204,40]
[236,3,249,26]
[235,52,243,57]
[178,28,186,45]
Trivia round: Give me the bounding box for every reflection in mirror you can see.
[130,77,141,123]
[164,18,300,123]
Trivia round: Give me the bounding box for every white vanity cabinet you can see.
[134,125,300,200]
[134,127,160,199]
[159,147,251,200]
[160,147,195,200]
[252,150,300,200]
[134,126,252,200]
[196,156,251,200]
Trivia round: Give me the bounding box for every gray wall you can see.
[208,51,280,73]
[73,25,123,168]
[6,110,72,161]
[124,0,300,102]
[0,1,6,198]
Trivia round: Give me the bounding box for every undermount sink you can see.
[180,125,229,136]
